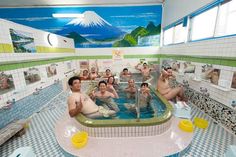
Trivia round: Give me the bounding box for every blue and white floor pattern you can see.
[0,92,235,157]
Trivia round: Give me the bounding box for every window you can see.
[163,27,173,45]
[190,7,218,40]
[173,23,187,44]
[163,23,187,45]
[215,0,236,36]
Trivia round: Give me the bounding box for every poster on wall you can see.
[112,50,124,62]
[46,64,57,77]
[9,29,36,53]
[0,72,15,95]
[24,68,41,85]
[0,5,162,48]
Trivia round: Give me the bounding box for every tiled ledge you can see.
[77,118,172,137]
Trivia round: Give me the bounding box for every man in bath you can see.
[90,80,120,112]
[67,76,116,118]
[124,83,152,111]
[157,67,186,102]
[120,68,132,81]
[124,79,136,98]
[135,62,153,82]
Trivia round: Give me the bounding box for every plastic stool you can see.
[9,146,36,157]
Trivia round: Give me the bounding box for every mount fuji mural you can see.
[0,5,162,48]
[57,11,125,47]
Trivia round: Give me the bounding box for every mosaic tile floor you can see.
[0,91,236,157]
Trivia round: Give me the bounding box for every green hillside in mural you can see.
[113,22,161,47]
[66,32,89,44]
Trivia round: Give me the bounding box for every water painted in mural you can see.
[9,29,36,53]
[0,5,162,48]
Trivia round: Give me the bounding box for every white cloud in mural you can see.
[8,17,53,21]
[43,28,64,32]
[110,13,158,18]
[116,25,138,33]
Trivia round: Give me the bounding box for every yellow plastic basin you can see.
[194,117,208,129]
[178,119,194,132]
[71,131,88,148]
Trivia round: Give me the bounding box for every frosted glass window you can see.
[163,27,174,45]
[190,7,218,40]
[173,23,187,44]
[215,0,236,36]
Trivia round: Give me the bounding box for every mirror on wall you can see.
[161,59,179,72]
[79,61,89,70]
[201,64,220,85]
[231,71,236,89]
[46,64,57,77]
[0,72,15,95]
[24,68,41,85]
[183,62,195,74]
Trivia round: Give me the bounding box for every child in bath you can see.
[90,80,120,112]
[67,76,116,118]
[124,83,152,111]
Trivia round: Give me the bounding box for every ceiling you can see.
[0,0,163,7]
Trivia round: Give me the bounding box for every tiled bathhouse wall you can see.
[0,82,63,128]
[0,19,75,62]
[0,19,77,129]
[160,36,236,134]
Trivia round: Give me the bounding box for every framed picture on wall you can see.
[24,68,41,85]
[0,72,15,95]
[231,71,236,89]
[46,64,57,77]
[9,28,36,53]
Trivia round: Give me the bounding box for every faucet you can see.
[6,99,15,105]
[135,87,141,122]
[54,79,60,84]
[33,87,42,95]
[183,80,189,88]
[200,87,210,97]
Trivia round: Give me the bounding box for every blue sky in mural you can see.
[0,5,162,48]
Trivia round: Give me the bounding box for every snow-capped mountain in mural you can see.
[57,11,125,45]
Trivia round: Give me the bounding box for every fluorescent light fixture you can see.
[52,13,84,18]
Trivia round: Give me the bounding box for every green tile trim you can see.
[0,57,74,71]
[77,55,112,59]
[1,53,236,71]
[157,54,236,67]
[124,54,159,59]
[75,88,173,128]
[0,43,14,53]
